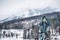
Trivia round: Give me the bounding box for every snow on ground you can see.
[0,29,60,40]
[0,37,23,40]
[56,34,60,40]
[0,29,24,40]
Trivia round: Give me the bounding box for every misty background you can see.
[0,0,60,20]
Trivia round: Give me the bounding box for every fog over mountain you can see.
[0,0,60,20]
[0,7,57,23]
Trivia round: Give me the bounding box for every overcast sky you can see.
[0,0,60,20]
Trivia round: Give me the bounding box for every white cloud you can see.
[0,0,60,20]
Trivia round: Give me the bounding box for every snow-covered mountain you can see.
[0,7,57,23]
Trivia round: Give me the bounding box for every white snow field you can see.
[0,29,24,40]
[0,29,60,40]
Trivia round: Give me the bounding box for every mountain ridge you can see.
[1,12,60,25]
[0,7,58,23]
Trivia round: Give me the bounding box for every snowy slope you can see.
[0,7,56,23]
